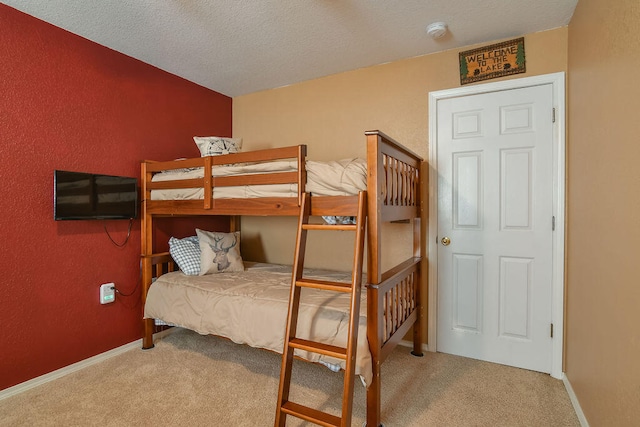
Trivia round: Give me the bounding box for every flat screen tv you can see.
[54,170,138,220]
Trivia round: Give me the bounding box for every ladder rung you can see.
[302,223,357,231]
[281,401,341,427]
[296,278,352,293]
[289,338,347,360]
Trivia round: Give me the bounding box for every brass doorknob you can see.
[441,236,451,246]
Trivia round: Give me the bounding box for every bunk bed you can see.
[140,130,423,426]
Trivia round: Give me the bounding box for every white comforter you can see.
[149,158,367,200]
[144,262,372,386]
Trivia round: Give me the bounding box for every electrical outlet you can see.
[100,283,116,304]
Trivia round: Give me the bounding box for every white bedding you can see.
[143,261,373,386]
[150,158,367,200]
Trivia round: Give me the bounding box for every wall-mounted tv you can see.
[54,170,138,220]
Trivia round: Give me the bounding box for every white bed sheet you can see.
[149,158,367,200]
[144,261,373,386]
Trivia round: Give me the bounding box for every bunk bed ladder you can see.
[275,191,367,427]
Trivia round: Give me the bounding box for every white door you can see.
[436,84,555,373]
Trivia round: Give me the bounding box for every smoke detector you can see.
[426,22,448,39]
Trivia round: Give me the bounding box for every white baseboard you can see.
[562,374,589,427]
[0,328,175,401]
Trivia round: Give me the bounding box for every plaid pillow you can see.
[169,236,201,275]
[193,136,242,157]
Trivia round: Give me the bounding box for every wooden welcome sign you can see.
[459,37,526,85]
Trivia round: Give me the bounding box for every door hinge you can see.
[550,323,554,338]
[552,107,556,123]
[552,216,556,231]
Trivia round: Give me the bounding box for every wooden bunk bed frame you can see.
[140,130,423,427]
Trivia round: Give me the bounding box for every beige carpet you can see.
[0,328,579,426]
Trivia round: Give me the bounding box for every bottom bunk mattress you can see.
[144,262,372,386]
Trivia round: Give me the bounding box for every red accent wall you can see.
[0,5,232,390]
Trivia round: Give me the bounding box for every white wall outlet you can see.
[100,283,116,304]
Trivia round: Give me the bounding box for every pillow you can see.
[193,136,242,157]
[196,229,244,274]
[168,236,201,276]
[322,216,356,225]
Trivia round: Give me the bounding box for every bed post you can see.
[366,132,382,284]
[297,144,307,207]
[412,217,424,357]
[366,363,382,427]
[230,215,241,233]
[366,283,383,427]
[141,161,155,349]
[141,260,154,349]
[365,131,383,427]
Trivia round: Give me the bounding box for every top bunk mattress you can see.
[143,261,372,386]
[150,158,367,200]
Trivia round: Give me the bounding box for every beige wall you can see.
[233,28,568,344]
[567,0,640,425]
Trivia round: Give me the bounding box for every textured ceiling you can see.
[3,0,578,97]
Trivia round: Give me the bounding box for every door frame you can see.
[427,72,566,379]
